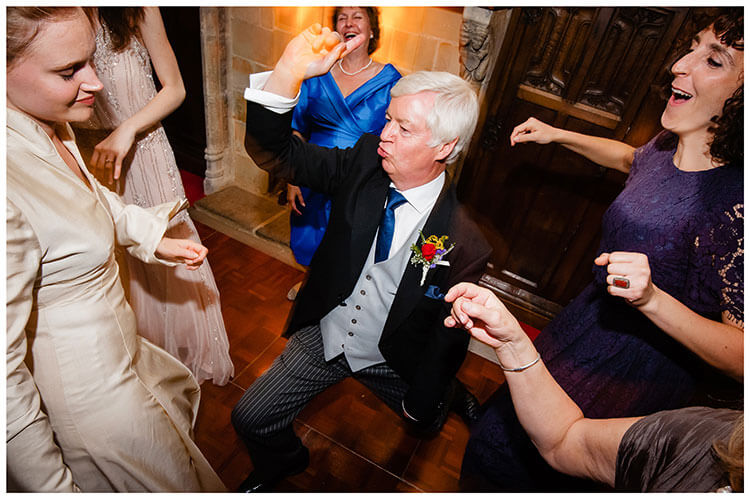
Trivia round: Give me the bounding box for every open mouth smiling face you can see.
[660,27,743,136]
[670,86,692,103]
[336,7,371,43]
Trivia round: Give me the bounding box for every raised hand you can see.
[155,237,208,270]
[509,117,561,147]
[443,282,527,350]
[594,251,656,307]
[266,24,366,97]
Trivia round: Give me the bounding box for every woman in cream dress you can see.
[72,7,233,385]
[6,7,225,492]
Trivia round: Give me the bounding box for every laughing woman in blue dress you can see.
[286,7,401,295]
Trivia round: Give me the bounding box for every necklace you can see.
[338,58,373,76]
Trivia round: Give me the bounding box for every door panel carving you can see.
[580,8,677,117]
[524,8,597,97]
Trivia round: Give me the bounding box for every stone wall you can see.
[227,6,464,196]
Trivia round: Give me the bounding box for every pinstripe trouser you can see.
[231,324,410,476]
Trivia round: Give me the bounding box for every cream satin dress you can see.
[72,25,233,385]
[6,108,225,492]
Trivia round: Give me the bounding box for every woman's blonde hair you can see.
[6,7,91,68]
[714,414,743,492]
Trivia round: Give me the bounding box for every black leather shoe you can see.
[450,380,481,425]
[237,447,310,492]
[237,472,275,493]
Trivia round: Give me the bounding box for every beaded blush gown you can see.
[73,26,233,385]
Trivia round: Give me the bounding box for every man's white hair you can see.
[390,71,479,164]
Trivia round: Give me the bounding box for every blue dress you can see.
[461,132,744,490]
[290,64,401,265]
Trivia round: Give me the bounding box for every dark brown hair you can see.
[6,7,88,68]
[706,9,743,167]
[97,7,145,52]
[332,7,380,55]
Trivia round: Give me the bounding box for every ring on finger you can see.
[105,159,113,163]
[612,276,630,289]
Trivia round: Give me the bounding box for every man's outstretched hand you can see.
[264,24,366,98]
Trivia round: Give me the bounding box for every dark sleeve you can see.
[402,217,492,423]
[244,100,365,196]
[615,407,739,492]
[626,131,671,186]
[626,143,646,183]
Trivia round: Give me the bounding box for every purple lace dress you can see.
[461,132,744,491]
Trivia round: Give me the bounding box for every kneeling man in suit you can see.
[232,25,492,492]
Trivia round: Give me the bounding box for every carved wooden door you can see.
[458,7,702,322]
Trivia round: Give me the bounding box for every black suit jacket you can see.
[245,100,492,423]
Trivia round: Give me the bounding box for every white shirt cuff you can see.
[243,71,299,114]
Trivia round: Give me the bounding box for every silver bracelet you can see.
[499,352,542,372]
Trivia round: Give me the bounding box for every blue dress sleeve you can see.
[291,79,312,137]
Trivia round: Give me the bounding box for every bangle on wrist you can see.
[498,352,541,372]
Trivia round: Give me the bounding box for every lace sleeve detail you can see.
[692,203,744,323]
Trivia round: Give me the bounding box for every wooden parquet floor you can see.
[192,220,506,492]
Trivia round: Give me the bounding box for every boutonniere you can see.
[410,231,455,286]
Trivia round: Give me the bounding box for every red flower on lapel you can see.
[421,243,437,261]
[410,231,454,286]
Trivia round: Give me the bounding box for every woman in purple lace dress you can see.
[460,11,744,491]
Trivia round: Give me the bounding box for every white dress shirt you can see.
[383,174,445,264]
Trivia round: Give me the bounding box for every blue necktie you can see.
[375,188,407,263]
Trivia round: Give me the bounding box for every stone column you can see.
[455,7,512,180]
[460,7,512,100]
[200,7,231,194]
